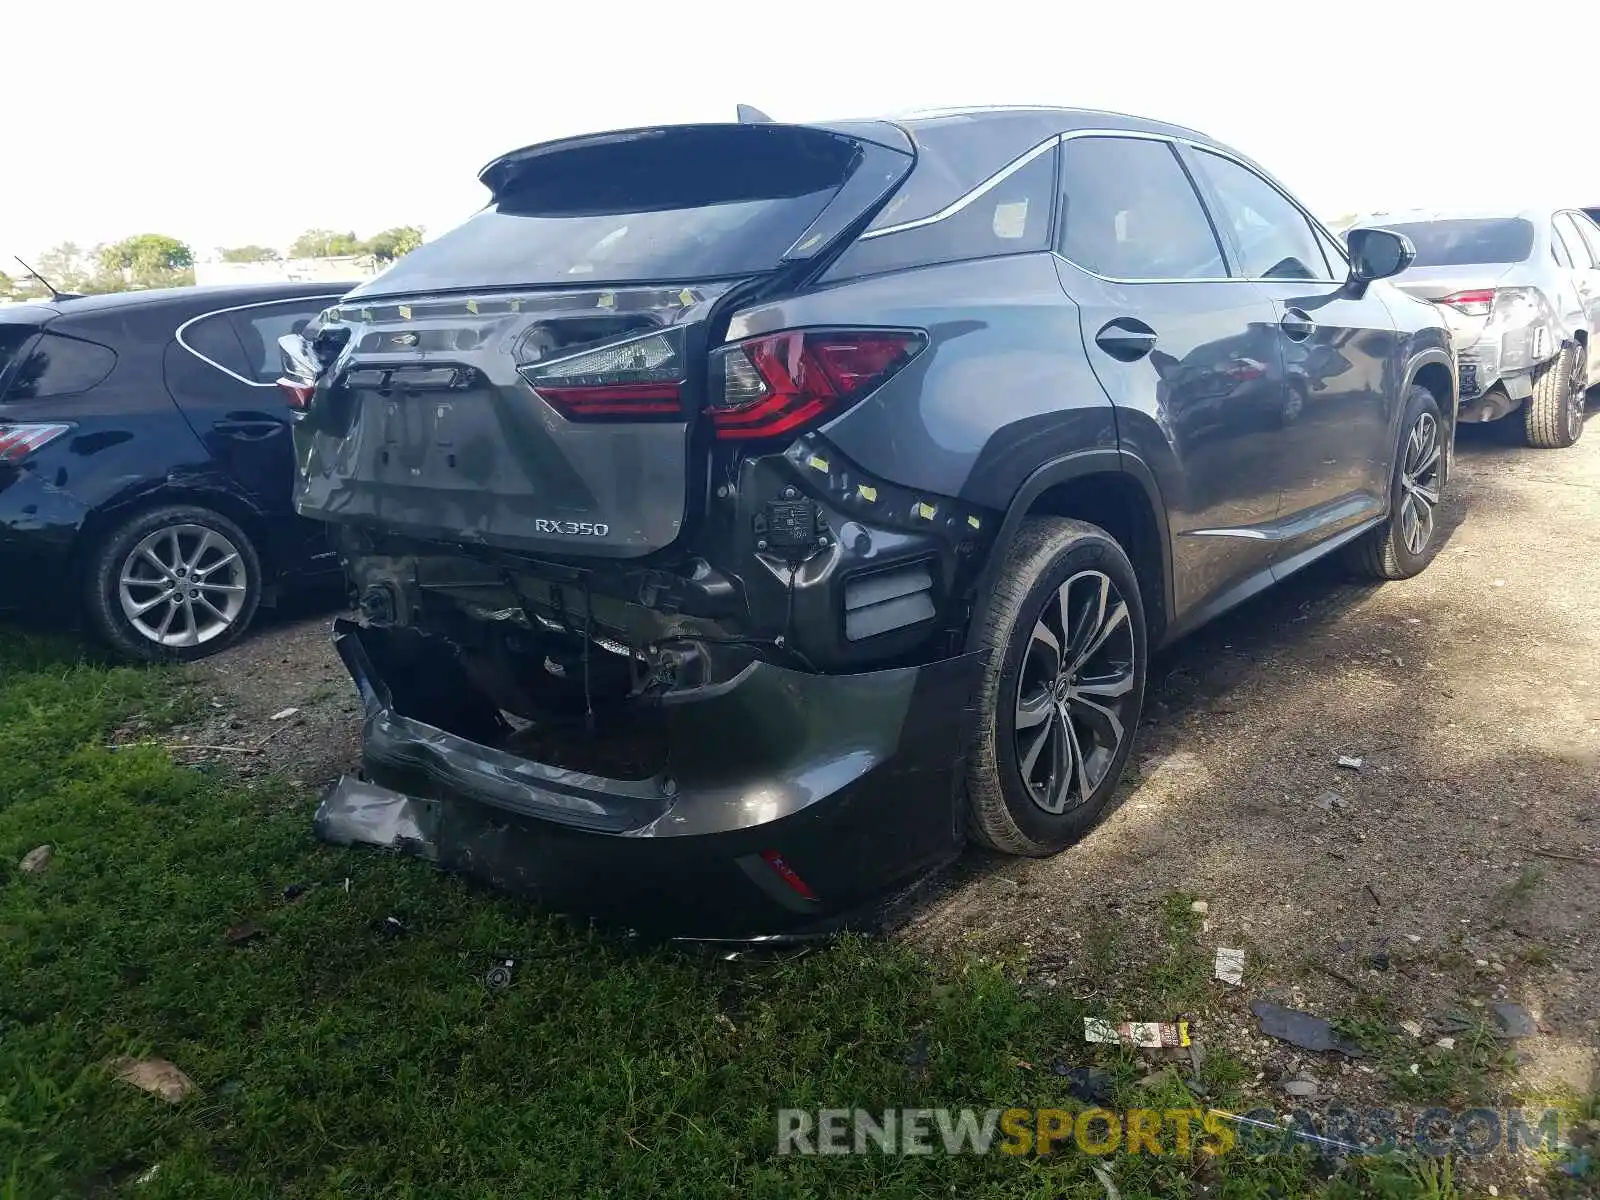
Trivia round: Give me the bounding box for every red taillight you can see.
[709,329,926,441]
[0,423,72,463]
[276,378,316,411]
[1437,289,1497,317]
[759,849,819,902]
[521,328,686,421]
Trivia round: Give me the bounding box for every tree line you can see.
[2,226,424,301]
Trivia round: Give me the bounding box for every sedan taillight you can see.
[1436,289,1497,317]
[0,422,72,463]
[708,329,926,441]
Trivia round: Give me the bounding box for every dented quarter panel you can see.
[724,254,1118,507]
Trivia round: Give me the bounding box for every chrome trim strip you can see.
[855,123,1351,287]
[859,137,1061,239]
[175,294,345,388]
[1185,528,1271,540]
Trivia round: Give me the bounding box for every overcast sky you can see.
[5,0,1594,264]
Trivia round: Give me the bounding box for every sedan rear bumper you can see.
[318,619,984,935]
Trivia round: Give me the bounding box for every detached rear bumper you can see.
[318,619,983,935]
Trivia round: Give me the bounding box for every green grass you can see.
[0,629,1492,1197]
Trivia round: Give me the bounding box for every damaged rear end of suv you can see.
[283,119,1006,935]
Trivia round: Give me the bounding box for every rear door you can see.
[291,124,910,559]
[1555,211,1600,384]
[1182,146,1398,568]
[1051,133,1289,623]
[166,295,343,510]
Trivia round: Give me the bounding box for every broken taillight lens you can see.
[708,329,926,441]
[0,422,72,463]
[521,327,687,419]
[1436,289,1497,317]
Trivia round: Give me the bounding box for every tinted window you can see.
[0,324,41,397]
[1189,151,1334,281]
[4,332,116,400]
[1557,212,1600,268]
[1054,137,1224,280]
[825,144,1057,281]
[1551,224,1574,267]
[1376,219,1534,267]
[358,127,863,294]
[181,312,251,378]
[228,302,324,383]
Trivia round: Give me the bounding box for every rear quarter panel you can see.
[724,254,1116,507]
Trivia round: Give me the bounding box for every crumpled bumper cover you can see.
[317,619,984,935]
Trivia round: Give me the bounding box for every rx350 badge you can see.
[533,519,610,537]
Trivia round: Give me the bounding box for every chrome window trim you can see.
[175,294,344,387]
[883,125,1352,287]
[859,137,1061,239]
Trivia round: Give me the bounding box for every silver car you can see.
[1345,207,1600,448]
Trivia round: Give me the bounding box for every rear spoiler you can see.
[477,121,914,202]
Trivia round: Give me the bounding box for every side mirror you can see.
[1345,227,1415,283]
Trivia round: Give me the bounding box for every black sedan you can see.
[0,282,353,659]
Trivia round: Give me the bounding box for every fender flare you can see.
[1399,344,1457,483]
[967,447,1174,647]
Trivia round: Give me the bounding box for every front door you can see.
[1181,145,1397,570]
[1052,133,1291,626]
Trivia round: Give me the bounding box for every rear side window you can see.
[1377,219,1534,267]
[180,312,251,378]
[3,331,116,401]
[1551,224,1574,267]
[181,302,327,384]
[228,302,322,383]
[1574,215,1600,266]
[0,325,41,398]
[825,143,1058,281]
[1188,151,1336,281]
[355,126,864,294]
[1055,137,1225,280]
[1556,212,1600,268]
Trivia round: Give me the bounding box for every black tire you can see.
[1523,343,1586,449]
[83,504,262,662]
[1344,384,1447,581]
[966,518,1148,856]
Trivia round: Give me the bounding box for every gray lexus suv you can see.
[279,107,1454,934]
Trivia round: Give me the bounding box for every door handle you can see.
[1280,308,1315,342]
[1095,318,1158,362]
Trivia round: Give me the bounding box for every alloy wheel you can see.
[1398,411,1442,557]
[1568,348,1588,442]
[1013,570,1137,815]
[118,523,249,648]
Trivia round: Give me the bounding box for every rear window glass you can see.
[3,331,116,401]
[1379,219,1534,267]
[353,127,863,295]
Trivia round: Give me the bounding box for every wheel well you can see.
[73,487,274,584]
[1025,472,1168,642]
[1411,361,1456,447]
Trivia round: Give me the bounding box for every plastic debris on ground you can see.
[1311,790,1350,812]
[1336,755,1363,770]
[113,1057,197,1103]
[1213,947,1246,986]
[1492,1002,1536,1037]
[1053,1063,1115,1104]
[1084,1017,1191,1048]
[485,959,516,989]
[1399,1020,1424,1039]
[1249,1001,1362,1055]
[19,844,52,873]
[269,707,299,721]
[1091,1161,1121,1200]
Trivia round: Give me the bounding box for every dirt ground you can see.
[181,416,1599,1142]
